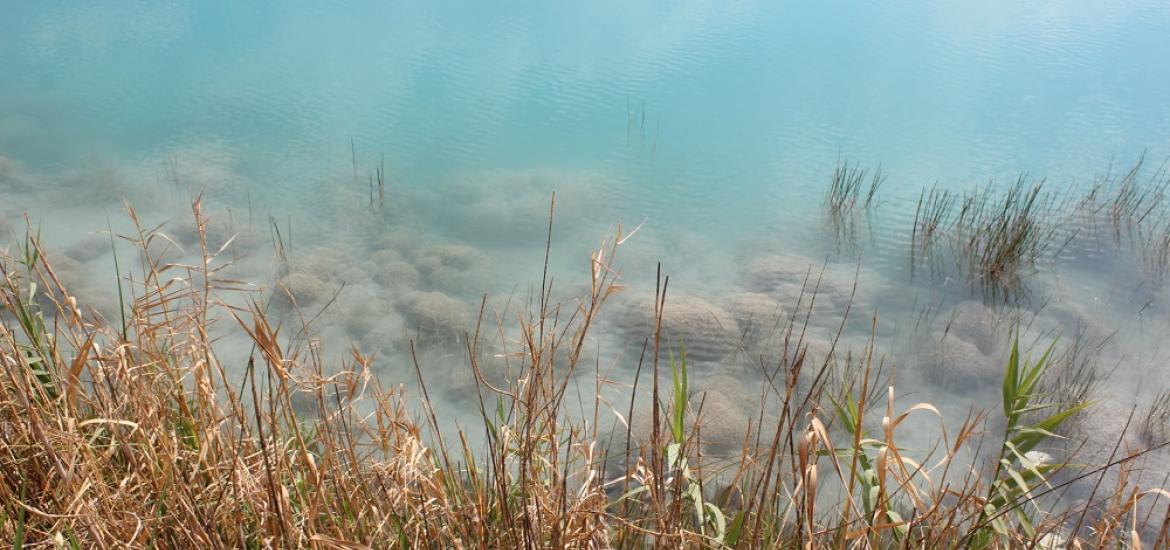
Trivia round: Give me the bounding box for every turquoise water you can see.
[6,1,1170,215]
[4,1,1170,519]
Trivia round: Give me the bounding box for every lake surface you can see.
[3,0,1170,505]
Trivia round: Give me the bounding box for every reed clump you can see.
[825,158,885,248]
[904,176,1068,300]
[910,186,957,278]
[952,176,1061,299]
[1079,155,1170,239]
[826,159,884,215]
[2,201,1168,548]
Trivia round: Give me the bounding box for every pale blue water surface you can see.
[4,0,1170,516]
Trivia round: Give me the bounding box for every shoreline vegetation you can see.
[4,166,1170,548]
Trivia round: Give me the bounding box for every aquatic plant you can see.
[1035,328,1110,417]
[268,213,292,267]
[826,158,884,214]
[1071,155,1170,283]
[1080,155,1170,239]
[952,176,1058,298]
[3,204,1169,548]
[1140,389,1170,446]
[965,337,1086,548]
[1138,216,1170,283]
[910,184,956,277]
[825,158,885,248]
[896,167,1170,300]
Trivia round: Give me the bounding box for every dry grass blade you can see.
[2,200,1167,548]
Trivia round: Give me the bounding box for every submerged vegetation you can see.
[826,158,884,217]
[951,177,1062,300]
[2,196,1169,548]
[825,158,885,248]
[825,155,1170,301]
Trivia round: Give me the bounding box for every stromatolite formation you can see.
[741,254,854,302]
[279,246,350,281]
[432,341,517,401]
[398,290,473,350]
[739,254,857,326]
[169,214,261,255]
[337,285,391,338]
[13,253,122,321]
[606,392,750,463]
[272,271,333,311]
[427,168,613,244]
[741,254,820,294]
[64,233,109,263]
[924,300,1007,392]
[616,294,740,364]
[944,300,1002,354]
[687,377,770,457]
[371,228,419,257]
[413,243,489,293]
[722,292,787,349]
[370,257,421,292]
[358,312,408,360]
[1051,399,1170,544]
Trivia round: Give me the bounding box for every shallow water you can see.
[4,0,1170,521]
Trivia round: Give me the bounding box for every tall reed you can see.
[2,199,1168,548]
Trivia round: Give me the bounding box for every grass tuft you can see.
[825,157,885,248]
[2,203,1168,547]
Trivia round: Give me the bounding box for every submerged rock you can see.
[41,254,86,294]
[370,257,421,292]
[337,285,392,338]
[943,300,1003,355]
[64,233,110,263]
[358,312,408,360]
[722,292,787,348]
[922,301,1007,393]
[169,214,262,256]
[275,246,342,280]
[688,384,759,457]
[616,295,741,364]
[23,254,123,321]
[741,254,821,294]
[925,335,1002,391]
[272,272,333,311]
[739,254,857,328]
[413,243,489,293]
[367,247,405,265]
[606,396,747,467]
[371,228,419,257]
[432,343,518,402]
[398,290,473,349]
[1052,399,1170,544]
[425,168,614,244]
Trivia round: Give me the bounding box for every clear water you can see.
[4,0,1170,514]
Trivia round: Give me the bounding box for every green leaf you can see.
[886,509,909,539]
[1004,466,1032,500]
[704,502,727,540]
[724,509,746,546]
[14,476,27,550]
[1003,337,1020,420]
[669,344,689,444]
